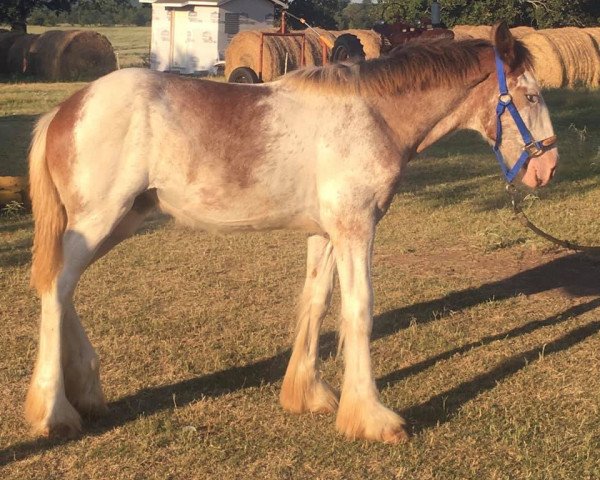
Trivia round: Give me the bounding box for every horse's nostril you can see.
[550,166,557,178]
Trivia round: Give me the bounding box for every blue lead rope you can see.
[492,49,545,183]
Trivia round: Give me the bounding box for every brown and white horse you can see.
[26,23,558,442]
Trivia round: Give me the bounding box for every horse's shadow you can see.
[1,252,599,465]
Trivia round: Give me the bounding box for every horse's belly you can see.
[156,187,322,234]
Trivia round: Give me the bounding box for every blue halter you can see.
[492,49,554,183]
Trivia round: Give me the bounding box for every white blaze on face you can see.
[515,69,559,188]
[517,70,555,142]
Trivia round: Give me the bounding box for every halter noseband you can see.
[492,49,557,183]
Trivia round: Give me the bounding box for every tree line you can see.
[0,0,150,31]
[293,0,600,30]
[1,0,598,32]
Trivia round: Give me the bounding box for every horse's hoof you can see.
[73,393,108,418]
[25,388,83,439]
[42,421,82,439]
[336,397,408,443]
[280,376,339,415]
[381,425,410,444]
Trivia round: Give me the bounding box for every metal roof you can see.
[140,0,288,8]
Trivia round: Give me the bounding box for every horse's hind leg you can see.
[26,226,105,437]
[62,194,156,413]
[280,234,339,414]
[26,201,148,437]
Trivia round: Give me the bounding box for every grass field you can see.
[1,39,600,478]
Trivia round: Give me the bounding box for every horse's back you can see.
[51,69,318,231]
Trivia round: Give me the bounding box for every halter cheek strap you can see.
[492,49,556,183]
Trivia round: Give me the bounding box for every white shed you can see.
[140,0,287,75]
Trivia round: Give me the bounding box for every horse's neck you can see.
[370,82,488,156]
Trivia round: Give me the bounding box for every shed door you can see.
[171,7,219,73]
[171,9,193,73]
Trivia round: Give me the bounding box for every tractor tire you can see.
[228,67,260,84]
[330,34,366,63]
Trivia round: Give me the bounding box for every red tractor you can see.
[330,2,454,63]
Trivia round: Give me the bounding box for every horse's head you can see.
[480,22,558,188]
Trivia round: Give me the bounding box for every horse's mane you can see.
[282,38,532,97]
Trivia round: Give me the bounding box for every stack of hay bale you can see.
[0,31,23,73]
[226,25,600,88]
[0,176,29,208]
[521,28,599,88]
[452,25,600,89]
[7,34,39,74]
[453,25,535,40]
[225,28,382,82]
[0,29,117,80]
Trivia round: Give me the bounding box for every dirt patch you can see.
[376,247,599,299]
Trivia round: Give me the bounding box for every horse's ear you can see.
[492,22,517,70]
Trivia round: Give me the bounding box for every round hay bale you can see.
[452,25,492,40]
[340,29,381,59]
[537,28,598,88]
[586,27,600,45]
[29,30,117,81]
[226,30,264,81]
[0,31,24,73]
[453,25,532,42]
[452,31,473,41]
[304,28,335,67]
[583,28,600,87]
[7,33,39,74]
[0,176,29,208]
[226,29,332,82]
[510,26,535,38]
[519,31,565,88]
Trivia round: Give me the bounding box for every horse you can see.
[25,22,558,443]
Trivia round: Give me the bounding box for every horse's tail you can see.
[29,107,65,294]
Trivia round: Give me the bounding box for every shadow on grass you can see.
[378,298,600,392]
[403,316,600,434]
[1,252,599,465]
[0,242,31,268]
[372,252,600,340]
[0,218,32,233]
[0,115,37,177]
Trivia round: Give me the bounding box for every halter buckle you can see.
[523,142,542,157]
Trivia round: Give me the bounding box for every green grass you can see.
[0,77,599,478]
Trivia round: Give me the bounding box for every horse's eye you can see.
[526,94,539,104]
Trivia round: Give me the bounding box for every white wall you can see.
[149,5,172,71]
[217,0,275,59]
[149,1,275,74]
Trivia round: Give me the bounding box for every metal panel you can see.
[149,5,173,71]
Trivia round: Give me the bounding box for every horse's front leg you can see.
[280,234,339,414]
[332,222,408,443]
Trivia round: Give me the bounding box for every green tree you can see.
[525,0,600,27]
[337,0,377,30]
[376,0,600,28]
[0,0,72,32]
[288,0,350,29]
[1,0,145,31]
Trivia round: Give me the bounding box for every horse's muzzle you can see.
[522,147,559,188]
